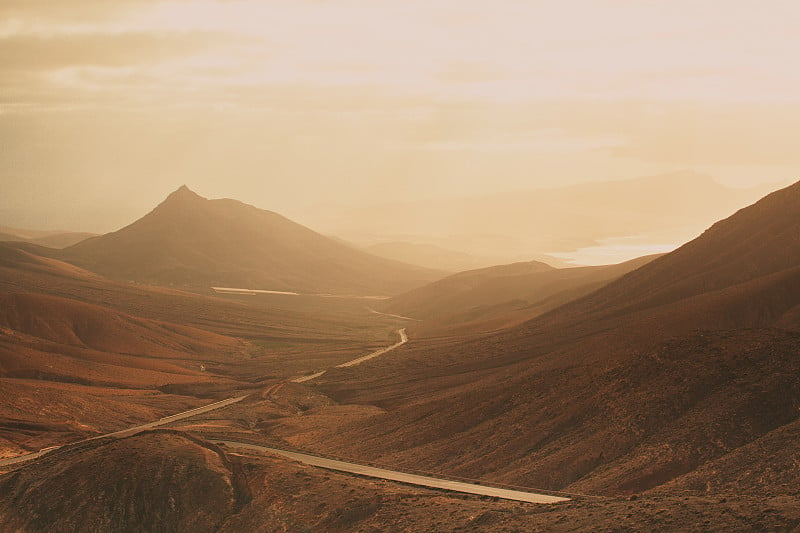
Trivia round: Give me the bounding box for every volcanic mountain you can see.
[299,180,800,496]
[59,186,442,295]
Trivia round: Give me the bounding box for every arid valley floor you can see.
[0,183,799,532]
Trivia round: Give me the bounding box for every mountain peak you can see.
[172,185,202,198]
[160,185,205,207]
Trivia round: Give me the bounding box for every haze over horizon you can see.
[2,4,800,528]
[2,0,799,264]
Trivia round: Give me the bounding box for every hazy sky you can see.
[1,0,799,232]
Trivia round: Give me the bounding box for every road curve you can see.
[290,328,407,382]
[1,328,409,466]
[215,440,570,504]
[336,328,407,368]
[0,395,249,468]
[2,328,409,466]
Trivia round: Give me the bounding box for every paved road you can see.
[2,324,572,506]
[2,327,407,465]
[336,328,407,368]
[212,287,388,301]
[365,306,421,322]
[291,370,328,383]
[0,395,248,468]
[290,328,407,382]
[215,440,570,504]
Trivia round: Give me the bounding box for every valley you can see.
[4,2,799,528]
[0,183,798,531]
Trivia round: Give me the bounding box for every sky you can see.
[1,0,799,237]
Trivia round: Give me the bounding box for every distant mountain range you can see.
[58,186,443,296]
[0,226,96,249]
[363,241,568,272]
[305,171,785,264]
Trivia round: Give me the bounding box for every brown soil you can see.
[2,431,798,532]
[384,254,659,335]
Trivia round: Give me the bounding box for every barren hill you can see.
[538,178,800,323]
[0,238,409,459]
[3,430,796,531]
[0,432,249,533]
[384,255,659,332]
[60,186,442,295]
[0,292,237,358]
[301,180,800,496]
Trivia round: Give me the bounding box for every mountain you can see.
[0,225,95,249]
[304,171,784,264]
[363,241,567,272]
[293,180,800,496]
[59,186,442,295]
[383,255,659,333]
[0,237,414,460]
[542,178,800,321]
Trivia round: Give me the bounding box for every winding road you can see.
[0,328,408,467]
[1,324,572,504]
[291,328,407,382]
[0,395,248,468]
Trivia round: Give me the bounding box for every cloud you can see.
[0,29,254,108]
[0,32,227,70]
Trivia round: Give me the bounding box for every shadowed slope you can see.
[0,432,249,533]
[384,255,659,332]
[61,186,442,295]
[305,180,800,495]
[541,179,800,322]
[0,293,238,358]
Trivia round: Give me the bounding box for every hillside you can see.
[363,241,567,272]
[2,431,796,532]
[60,186,442,295]
[283,180,800,496]
[535,178,800,324]
[384,255,659,332]
[0,238,408,460]
[0,292,238,358]
[0,432,249,532]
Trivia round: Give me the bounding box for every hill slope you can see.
[0,432,249,533]
[298,180,800,496]
[541,178,800,322]
[60,186,441,295]
[384,255,659,332]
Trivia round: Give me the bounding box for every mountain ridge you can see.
[299,179,800,496]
